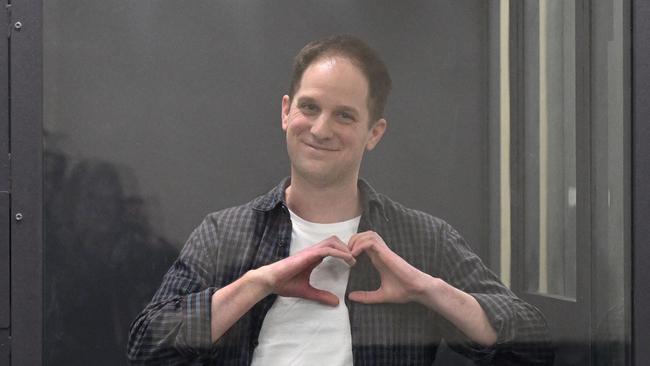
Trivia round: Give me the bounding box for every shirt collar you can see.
[251,177,386,220]
[251,177,291,212]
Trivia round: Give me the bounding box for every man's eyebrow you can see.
[295,96,359,115]
[296,96,316,104]
[336,105,360,115]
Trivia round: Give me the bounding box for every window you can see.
[493,0,630,364]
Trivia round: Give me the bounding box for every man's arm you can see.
[128,225,354,363]
[127,221,221,364]
[209,236,355,341]
[348,229,553,365]
[435,224,554,364]
[347,231,497,346]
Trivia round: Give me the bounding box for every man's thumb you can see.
[348,290,382,304]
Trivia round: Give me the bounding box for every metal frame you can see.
[509,1,592,363]
[1,0,11,363]
[632,1,650,365]
[507,1,649,365]
[508,0,524,295]
[9,0,43,364]
[487,0,502,274]
[621,2,633,366]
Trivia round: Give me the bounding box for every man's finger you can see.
[325,235,346,245]
[321,235,352,253]
[348,290,384,304]
[317,247,356,267]
[349,238,374,257]
[349,232,379,251]
[348,232,369,250]
[302,286,340,306]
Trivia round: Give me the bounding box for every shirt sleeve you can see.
[436,223,555,365]
[127,219,219,364]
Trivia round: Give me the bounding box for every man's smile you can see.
[302,141,338,152]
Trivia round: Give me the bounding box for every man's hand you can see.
[256,235,356,306]
[347,231,430,304]
[347,230,498,346]
[211,235,356,342]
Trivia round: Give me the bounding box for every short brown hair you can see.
[289,34,392,123]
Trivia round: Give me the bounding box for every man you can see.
[128,35,553,365]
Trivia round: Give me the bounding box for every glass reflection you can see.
[44,142,177,365]
[524,0,577,299]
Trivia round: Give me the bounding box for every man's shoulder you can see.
[202,194,270,226]
[372,191,451,234]
[183,194,273,253]
[192,179,287,238]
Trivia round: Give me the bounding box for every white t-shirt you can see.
[251,209,360,366]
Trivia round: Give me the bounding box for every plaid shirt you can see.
[128,178,553,365]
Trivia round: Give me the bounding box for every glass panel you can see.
[592,0,628,364]
[498,0,630,363]
[42,2,492,365]
[524,0,577,299]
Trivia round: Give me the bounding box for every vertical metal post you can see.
[0,0,11,364]
[9,0,43,364]
[632,0,650,365]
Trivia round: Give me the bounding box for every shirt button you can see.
[252,339,259,348]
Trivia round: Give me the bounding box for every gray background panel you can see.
[43,0,489,258]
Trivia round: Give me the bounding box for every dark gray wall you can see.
[44,0,488,255]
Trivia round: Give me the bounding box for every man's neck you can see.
[285,175,362,224]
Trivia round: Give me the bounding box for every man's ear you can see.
[365,118,387,151]
[281,95,291,131]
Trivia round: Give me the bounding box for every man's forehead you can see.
[297,58,368,96]
[312,55,344,71]
[308,54,363,76]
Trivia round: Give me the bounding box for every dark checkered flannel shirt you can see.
[128,178,554,365]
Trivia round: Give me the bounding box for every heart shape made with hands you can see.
[346,230,429,305]
[263,230,429,307]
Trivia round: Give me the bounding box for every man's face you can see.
[282,56,386,187]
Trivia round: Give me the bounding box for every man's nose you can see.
[310,114,334,140]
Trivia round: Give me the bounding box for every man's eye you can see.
[337,111,355,122]
[300,103,318,113]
